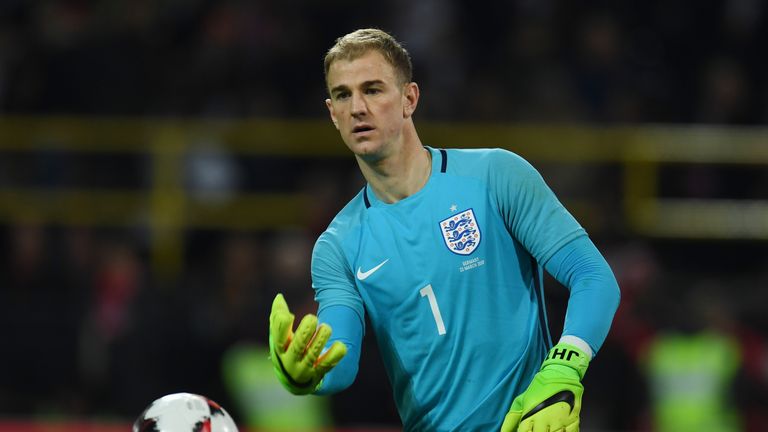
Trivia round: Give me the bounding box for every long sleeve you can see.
[543,235,621,355]
[314,304,364,395]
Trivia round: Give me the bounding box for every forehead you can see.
[327,50,398,88]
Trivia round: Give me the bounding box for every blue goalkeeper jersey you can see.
[312,147,588,431]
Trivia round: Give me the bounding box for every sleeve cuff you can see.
[559,335,593,360]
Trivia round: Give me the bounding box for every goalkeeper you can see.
[268,28,620,431]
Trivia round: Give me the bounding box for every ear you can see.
[402,82,420,119]
[326,98,339,130]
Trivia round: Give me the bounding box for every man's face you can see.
[325,50,417,160]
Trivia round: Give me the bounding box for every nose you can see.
[350,91,367,117]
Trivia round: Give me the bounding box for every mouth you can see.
[352,124,375,136]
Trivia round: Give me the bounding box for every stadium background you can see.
[0,1,767,431]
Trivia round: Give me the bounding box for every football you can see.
[133,392,239,432]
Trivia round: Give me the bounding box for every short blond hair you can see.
[324,28,413,88]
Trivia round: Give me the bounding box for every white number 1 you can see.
[420,284,446,335]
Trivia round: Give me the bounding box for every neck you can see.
[357,126,430,204]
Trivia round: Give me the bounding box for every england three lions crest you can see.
[439,208,481,255]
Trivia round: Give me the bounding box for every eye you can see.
[334,91,350,100]
[365,87,381,95]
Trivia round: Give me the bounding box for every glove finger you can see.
[270,293,291,320]
[531,418,563,432]
[524,407,572,432]
[565,419,580,432]
[316,341,348,375]
[500,410,521,432]
[269,294,295,351]
[527,418,543,432]
[304,323,332,367]
[519,418,536,432]
[289,313,318,361]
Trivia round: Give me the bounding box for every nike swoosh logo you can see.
[521,390,576,421]
[356,259,389,280]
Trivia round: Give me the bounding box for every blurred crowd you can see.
[2,218,768,431]
[0,0,766,123]
[1,1,768,431]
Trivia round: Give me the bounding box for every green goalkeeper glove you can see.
[501,342,590,432]
[269,293,348,395]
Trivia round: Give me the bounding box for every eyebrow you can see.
[330,79,386,95]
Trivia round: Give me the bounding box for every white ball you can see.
[133,392,239,432]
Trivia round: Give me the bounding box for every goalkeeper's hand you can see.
[269,293,348,395]
[501,342,590,432]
